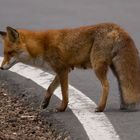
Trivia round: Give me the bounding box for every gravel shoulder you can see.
[0,70,71,140]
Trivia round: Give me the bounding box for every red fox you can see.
[0,23,140,112]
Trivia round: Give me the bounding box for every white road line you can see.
[0,57,120,140]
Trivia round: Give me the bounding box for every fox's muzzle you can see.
[1,57,18,70]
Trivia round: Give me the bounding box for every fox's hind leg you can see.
[110,64,127,110]
[92,60,109,112]
[41,75,60,109]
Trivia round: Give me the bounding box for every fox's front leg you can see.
[55,69,69,112]
[41,75,60,109]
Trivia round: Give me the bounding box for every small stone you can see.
[11,123,16,127]
[7,117,17,123]
[64,136,71,140]
[19,110,24,114]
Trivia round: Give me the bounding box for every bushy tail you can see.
[111,37,140,106]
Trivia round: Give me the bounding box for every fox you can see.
[0,23,140,112]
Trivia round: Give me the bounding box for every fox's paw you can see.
[54,107,66,112]
[54,102,68,112]
[95,106,104,112]
[120,103,137,112]
[41,96,51,109]
[54,106,67,112]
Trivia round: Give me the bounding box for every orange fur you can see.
[1,23,140,112]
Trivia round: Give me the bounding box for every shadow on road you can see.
[0,70,89,140]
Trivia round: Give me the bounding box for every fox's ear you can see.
[0,31,7,38]
[6,26,19,42]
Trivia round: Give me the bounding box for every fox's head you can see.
[0,27,37,70]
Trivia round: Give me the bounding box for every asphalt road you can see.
[0,0,140,140]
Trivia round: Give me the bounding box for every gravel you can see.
[0,83,71,140]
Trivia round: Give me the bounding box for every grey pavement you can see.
[0,0,140,140]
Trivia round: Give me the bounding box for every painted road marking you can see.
[0,57,120,140]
